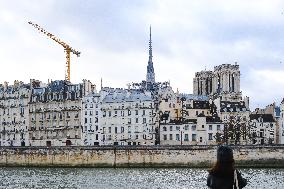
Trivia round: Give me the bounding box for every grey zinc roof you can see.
[103,89,152,103]
[0,84,31,94]
[249,114,275,122]
[275,106,280,117]
[33,87,45,94]
[220,101,247,112]
[85,92,100,98]
[178,93,209,101]
[44,80,81,93]
[46,80,66,92]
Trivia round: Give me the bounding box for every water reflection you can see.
[0,167,283,189]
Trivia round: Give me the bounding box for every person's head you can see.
[209,145,235,176]
[217,145,234,163]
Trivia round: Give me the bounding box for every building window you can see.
[135,110,138,115]
[192,134,196,141]
[85,111,87,115]
[128,126,131,133]
[89,118,92,123]
[217,125,221,131]
[128,110,131,116]
[196,111,198,116]
[176,134,180,141]
[176,126,180,131]
[202,125,204,129]
[96,134,98,140]
[208,133,213,140]
[209,125,212,130]
[163,134,167,140]
[136,135,139,139]
[121,127,124,133]
[184,125,189,130]
[143,118,146,124]
[109,111,111,117]
[170,126,173,131]
[184,134,189,141]
[136,118,139,123]
[142,110,145,116]
[169,134,173,140]
[90,111,93,116]
[115,127,118,134]
[108,127,111,133]
[163,126,167,131]
[85,118,87,124]
[192,125,196,131]
[200,137,203,142]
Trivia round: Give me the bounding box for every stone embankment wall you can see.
[0,145,283,168]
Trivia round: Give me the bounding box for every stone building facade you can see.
[160,114,223,145]
[97,88,157,145]
[28,79,94,146]
[81,92,102,146]
[278,100,284,144]
[0,81,31,146]
[249,114,276,144]
[178,94,211,120]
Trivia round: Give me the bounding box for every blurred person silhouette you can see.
[207,145,247,189]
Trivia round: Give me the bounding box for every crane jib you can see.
[28,21,80,82]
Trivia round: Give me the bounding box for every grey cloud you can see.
[2,0,284,110]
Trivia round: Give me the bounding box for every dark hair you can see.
[209,145,235,177]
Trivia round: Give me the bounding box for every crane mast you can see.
[28,21,80,82]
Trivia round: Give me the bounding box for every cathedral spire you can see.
[149,25,152,62]
[146,25,155,83]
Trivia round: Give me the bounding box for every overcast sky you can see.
[1,0,284,110]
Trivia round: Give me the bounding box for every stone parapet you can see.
[0,145,283,168]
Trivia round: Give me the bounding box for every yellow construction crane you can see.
[28,21,81,82]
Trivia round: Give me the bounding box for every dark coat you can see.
[207,170,247,189]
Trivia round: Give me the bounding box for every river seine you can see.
[0,167,283,188]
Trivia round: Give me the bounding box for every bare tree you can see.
[215,114,252,145]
